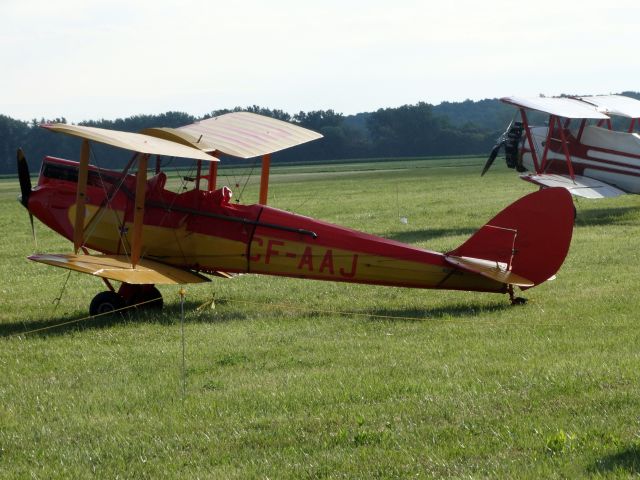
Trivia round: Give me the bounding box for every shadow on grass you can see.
[386,226,476,244]
[0,300,249,338]
[364,301,509,322]
[1,297,509,337]
[591,445,640,475]
[274,299,510,322]
[575,206,640,227]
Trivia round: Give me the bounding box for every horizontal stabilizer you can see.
[445,255,534,287]
[29,254,210,285]
[521,173,626,199]
[209,270,236,279]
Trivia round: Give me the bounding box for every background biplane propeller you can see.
[481,118,526,176]
[481,141,505,176]
[481,119,513,176]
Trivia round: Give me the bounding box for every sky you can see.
[1,0,638,123]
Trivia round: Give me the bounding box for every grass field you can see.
[1,156,640,478]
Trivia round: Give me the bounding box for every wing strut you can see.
[556,120,575,180]
[131,154,148,267]
[259,154,271,205]
[539,115,556,173]
[208,156,218,190]
[520,108,541,172]
[73,139,90,252]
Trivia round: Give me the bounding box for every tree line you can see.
[2,92,638,174]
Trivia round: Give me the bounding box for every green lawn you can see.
[1,156,640,478]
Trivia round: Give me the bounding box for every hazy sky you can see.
[1,0,638,122]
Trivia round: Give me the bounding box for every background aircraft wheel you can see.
[89,291,126,316]
[137,286,163,310]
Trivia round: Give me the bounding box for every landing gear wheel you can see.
[117,284,164,311]
[90,291,126,316]
[137,286,163,310]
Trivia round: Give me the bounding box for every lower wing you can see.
[29,253,211,285]
[520,173,626,199]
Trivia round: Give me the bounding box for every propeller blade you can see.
[16,149,38,247]
[481,143,503,177]
[17,148,32,208]
[29,212,38,248]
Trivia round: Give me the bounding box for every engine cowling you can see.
[504,122,526,172]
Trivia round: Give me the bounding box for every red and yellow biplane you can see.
[17,113,575,314]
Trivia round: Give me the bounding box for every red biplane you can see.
[482,94,640,199]
[17,113,575,314]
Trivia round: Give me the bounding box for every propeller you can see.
[17,148,31,208]
[481,141,505,176]
[16,148,37,246]
[480,118,515,177]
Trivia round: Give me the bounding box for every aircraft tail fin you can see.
[446,187,574,289]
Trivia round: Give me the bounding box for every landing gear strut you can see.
[89,283,163,316]
[508,285,527,306]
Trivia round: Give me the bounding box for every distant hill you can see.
[344,98,514,144]
[621,91,640,100]
[433,99,513,131]
[1,92,638,174]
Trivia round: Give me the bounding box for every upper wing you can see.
[500,96,609,119]
[29,254,210,285]
[144,112,324,159]
[520,173,626,199]
[41,124,216,162]
[578,95,640,118]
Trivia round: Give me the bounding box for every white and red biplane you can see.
[482,94,640,199]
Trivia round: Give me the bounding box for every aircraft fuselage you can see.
[521,125,640,194]
[28,157,505,293]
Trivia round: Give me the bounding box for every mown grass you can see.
[1,156,640,478]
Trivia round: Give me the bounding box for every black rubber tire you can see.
[89,291,126,317]
[137,286,163,310]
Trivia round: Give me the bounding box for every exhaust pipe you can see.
[17,148,32,208]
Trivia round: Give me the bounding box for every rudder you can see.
[447,188,574,288]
